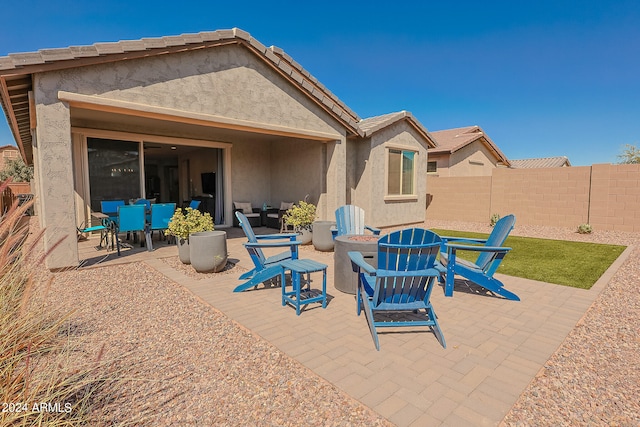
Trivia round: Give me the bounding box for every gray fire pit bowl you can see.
[333,235,379,294]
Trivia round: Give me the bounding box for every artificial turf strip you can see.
[430,229,626,289]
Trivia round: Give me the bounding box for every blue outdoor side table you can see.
[280,259,328,315]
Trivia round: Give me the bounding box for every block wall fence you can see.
[425,163,640,232]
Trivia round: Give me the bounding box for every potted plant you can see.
[283,200,316,244]
[167,207,214,264]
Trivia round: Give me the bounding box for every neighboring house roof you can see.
[429,125,511,167]
[0,144,19,151]
[510,156,571,168]
[358,111,437,148]
[0,28,364,163]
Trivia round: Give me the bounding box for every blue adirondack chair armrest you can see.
[440,236,488,245]
[347,251,377,275]
[255,233,298,241]
[445,243,512,253]
[365,225,381,235]
[245,240,301,249]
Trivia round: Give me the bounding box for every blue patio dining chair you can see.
[233,211,301,292]
[115,204,147,255]
[149,203,176,245]
[100,200,125,223]
[189,200,201,210]
[349,228,446,350]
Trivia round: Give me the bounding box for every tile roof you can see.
[429,125,511,166]
[357,111,436,147]
[0,28,364,162]
[510,156,571,168]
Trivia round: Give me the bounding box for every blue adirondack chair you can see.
[439,214,519,301]
[349,228,446,350]
[233,211,302,292]
[333,205,381,239]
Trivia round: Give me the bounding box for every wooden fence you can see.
[1,182,32,214]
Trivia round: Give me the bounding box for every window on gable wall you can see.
[387,148,416,196]
[427,161,437,173]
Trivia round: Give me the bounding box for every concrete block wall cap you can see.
[8,52,45,66]
[39,48,75,62]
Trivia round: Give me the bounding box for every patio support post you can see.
[34,75,80,269]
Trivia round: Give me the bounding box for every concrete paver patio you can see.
[78,227,631,426]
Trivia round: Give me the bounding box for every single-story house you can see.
[0,28,436,269]
[428,125,510,176]
[509,156,571,168]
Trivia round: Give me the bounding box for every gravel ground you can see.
[31,220,639,426]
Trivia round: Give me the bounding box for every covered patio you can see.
[75,225,630,425]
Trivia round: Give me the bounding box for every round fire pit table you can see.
[333,234,380,294]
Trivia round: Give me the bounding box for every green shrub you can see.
[166,207,214,240]
[283,201,317,231]
[490,213,501,227]
[577,223,593,234]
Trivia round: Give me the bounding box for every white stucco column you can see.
[34,76,79,269]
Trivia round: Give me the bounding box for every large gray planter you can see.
[296,228,312,245]
[312,221,336,251]
[189,231,228,273]
[177,238,190,264]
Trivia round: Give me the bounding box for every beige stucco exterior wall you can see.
[429,139,500,177]
[354,121,428,228]
[426,164,640,232]
[33,44,348,268]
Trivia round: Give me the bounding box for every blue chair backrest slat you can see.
[374,229,441,307]
[475,214,515,271]
[117,204,146,232]
[335,205,366,236]
[150,203,176,230]
[235,211,266,266]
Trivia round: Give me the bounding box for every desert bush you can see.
[577,223,593,234]
[0,181,130,426]
[490,213,501,227]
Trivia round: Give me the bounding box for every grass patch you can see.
[431,229,626,289]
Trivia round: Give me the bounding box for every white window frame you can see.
[384,146,418,201]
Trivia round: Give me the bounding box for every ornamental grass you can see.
[0,180,141,426]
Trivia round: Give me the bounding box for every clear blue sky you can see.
[1,0,638,166]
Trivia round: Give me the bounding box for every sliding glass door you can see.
[87,138,141,212]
